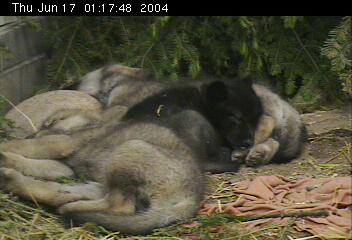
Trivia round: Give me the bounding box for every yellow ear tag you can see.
[156,105,164,117]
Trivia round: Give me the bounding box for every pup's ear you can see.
[205,81,228,104]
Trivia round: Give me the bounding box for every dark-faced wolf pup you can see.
[201,78,307,167]
[77,65,307,167]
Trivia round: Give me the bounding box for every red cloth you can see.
[200,176,352,239]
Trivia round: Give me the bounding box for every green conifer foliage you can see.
[41,16,348,101]
[321,16,351,98]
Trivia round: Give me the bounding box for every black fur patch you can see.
[122,86,204,120]
[202,78,263,149]
[120,78,263,168]
[122,78,263,155]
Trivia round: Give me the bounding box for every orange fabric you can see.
[200,176,352,239]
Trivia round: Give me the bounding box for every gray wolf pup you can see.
[0,100,226,235]
[203,78,307,167]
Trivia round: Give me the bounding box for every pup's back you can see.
[64,106,218,234]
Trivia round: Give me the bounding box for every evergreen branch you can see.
[53,18,81,84]
[292,29,330,84]
[41,16,347,100]
[141,17,176,68]
[288,48,304,80]
[141,41,156,68]
[118,17,131,45]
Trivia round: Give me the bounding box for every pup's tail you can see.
[64,197,199,235]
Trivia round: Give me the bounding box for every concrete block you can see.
[0,54,47,113]
[0,18,46,71]
[0,16,18,26]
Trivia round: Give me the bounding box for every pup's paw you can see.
[0,151,22,168]
[57,201,79,214]
[231,149,248,163]
[0,167,23,190]
[245,144,272,167]
[57,199,105,215]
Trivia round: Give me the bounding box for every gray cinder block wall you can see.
[0,16,47,112]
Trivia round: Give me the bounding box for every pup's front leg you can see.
[0,134,78,159]
[0,168,105,207]
[245,138,280,166]
[254,115,275,145]
[0,152,74,180]
[231,114,275,165]
[58,189,136,215]
[231,148,249,163]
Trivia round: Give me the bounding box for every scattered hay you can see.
[0,192,119,240]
